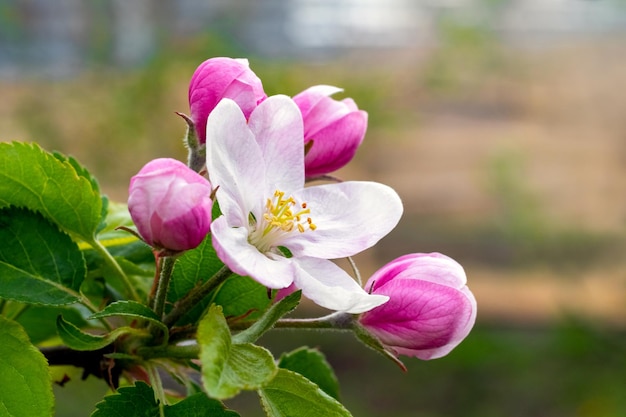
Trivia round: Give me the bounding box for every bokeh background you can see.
[2,1,626,416]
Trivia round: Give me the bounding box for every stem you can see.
[163,266,232,327]
[346,256,363,287]
[274,311,355,330]
[145,362,167,416]
[152,256,177,319]
[89,237,141,302]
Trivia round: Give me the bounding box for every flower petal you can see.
[283,181,403,258]
[293,257,388,314]
[211,217,294,289]
[293,85,344,125]
[205,98,266,226]
[366,253,467,292]
[247,95,304,192]
[361,279,477,360]
[303,110,367,178]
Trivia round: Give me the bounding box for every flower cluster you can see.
[127,57,476,360]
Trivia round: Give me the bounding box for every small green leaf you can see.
[258,369,352,417]
[0,316,54,417]
[212,275,271,323]
[198,305,277,399]
[353,322,407,371]
[91,382,159,417]
[91,383,241,417]
[56,315,146,351]
[89,300,168,343]
[166,393,240,417]
[168,238,271,326]
[278,347,340,400]
[233,290,301,344]
[0,142,102,240]
[90,300,162,325]
[0,207,85,305]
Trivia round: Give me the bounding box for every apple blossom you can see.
[128,158,213,252]
[189,57,266,144]
[293,85,367,178]
[205,95,403,313]
[359,253,477,360]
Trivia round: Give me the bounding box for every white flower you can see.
[205,96,403,313]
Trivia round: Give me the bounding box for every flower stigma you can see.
[248,189,316,254]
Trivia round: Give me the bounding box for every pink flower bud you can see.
[359,253,477,360]
[128,158,213,252]
[189,57,267,144]
[293,85,367,178]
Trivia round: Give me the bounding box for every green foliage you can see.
[258,369,352,417]
[91,382,159,417]
[56,315,147,351]
[0,316,54,417]
[233,290,301,345]
[166,393,241,417]
[89,300,169,342]
[92,383,241,417]
[0,207,85,305]
[168,237,272,326]
[198,305,277,400]
[278,347,340,401]
[0,142,103,241]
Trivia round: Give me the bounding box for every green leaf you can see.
[89,300,168,342]
[16,305,88,344]
[166,393,240,417]
[198,305,277,399]
[91,382,159,417]
[258,369,352,417]
[214,275,272,323]
[52,151,101,195]
[91,383,241,417]
[56,315,147,351]
[168,237,271,326]
[168,238,223,303]
[352,322,407,371]
[278,347,340,400]
[0,142,102,240]
[0,207,85,305]
[0,316,54,417]
[232,290,301,344]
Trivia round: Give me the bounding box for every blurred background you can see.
[2,0,626,416]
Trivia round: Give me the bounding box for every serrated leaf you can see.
[278,347,340,400]
[52,151,101,195]
[168,238,223,302]
[167,238,271,326]
[166,393,240,417]
[198,305,277,399]
[91,383,241,417]
[0,207,85,305]
[232,290,301,344]
[213,275,272,322]
[0,142,102,240]
[91,382,159,417]
[56,315,146,351]
[89,300,168,340]
[0,316,54,417]
[258,369,352,417]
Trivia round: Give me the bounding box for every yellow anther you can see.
[261,189,316,237]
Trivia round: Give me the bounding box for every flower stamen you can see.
[262,190,315,236]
